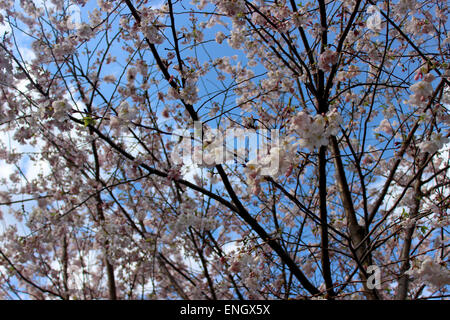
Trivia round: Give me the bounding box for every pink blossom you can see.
[215,31,226,44]
[76,23,93,41]
[317,49,339,72]
[405,74,434,107]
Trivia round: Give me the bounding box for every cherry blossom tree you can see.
[0,0,448,300]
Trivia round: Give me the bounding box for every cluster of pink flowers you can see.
[52,38,77,62]
[0,0,448,300]
[97,0,114,13]
[405,17,435,36]
[366,5,382,33]
[405,73,435,108]
[228,251,263,292]
[51,100,72,122]
[76,23,94,41]
[142,25,164,45]
[244,108,343,194]
[406,256,450,289]
[249,4,293,32]
[116,101,138,126]
[215,31,226,44]
[244,136,298,194]
[227,27,246,49]
[180,79,200,105]
[214,0,246,18]
[336,65,360,82]
[289,108,342,150]
[374,119,395,136]
[417,133,449,155]
[317,49,339,72]
[395,0,417,16]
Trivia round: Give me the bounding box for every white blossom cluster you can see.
[50,100,72,121]
[406,256,450,290]
[243,109,343,194]
[405,73,435,108]
[317,49,339,72]
[417,133,449,155]
[228,252,263,291]
[117,101,138,122]
[366,5,382,33]
[76,23,94,41]
[214,0,246,18]
[289,108,343,150]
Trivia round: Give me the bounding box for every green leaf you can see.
[83,116,96,127]
[401,208,409,219]
[419,226,428,234]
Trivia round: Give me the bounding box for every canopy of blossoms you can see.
[0,0,448,300]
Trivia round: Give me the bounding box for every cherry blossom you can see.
[317,49,339,73]
[406,256,450,290]
[366,5,382,33]
[0,0,447,301]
